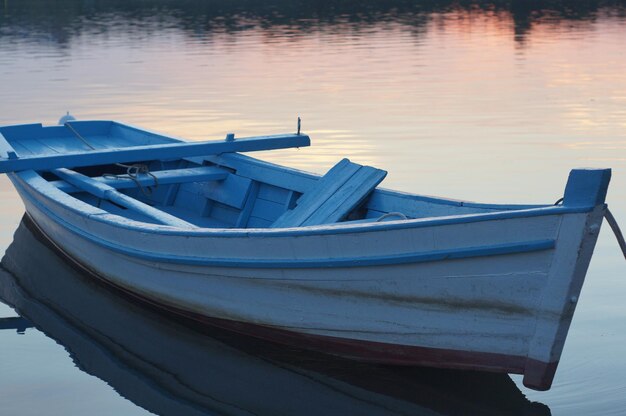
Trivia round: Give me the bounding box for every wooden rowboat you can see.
[0,120,612,391]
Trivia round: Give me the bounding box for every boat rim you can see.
[11,169,595,239]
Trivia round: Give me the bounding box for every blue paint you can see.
[53,168,195,228]
[52,166,228,193]
[272,159,386,227]
[235,181,260,227]
[113,239,556,268]
[8,182,557,268]
[206,152,547,215]
[1,120,604,247]
[0,131,19,160]
[204,152,320,192]
[0,121,310,173]
[185,173,252,209]
[250,198,284,223]
[13,168,590,239]
[563,168,611,208]
[303,165,386,226]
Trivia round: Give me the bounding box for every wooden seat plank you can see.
[271,159,386,228]
[51,166,229,193]
[302,166,387,226]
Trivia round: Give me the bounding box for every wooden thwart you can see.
[271,158,387,228]
[53,168,197,229]
[51,166,229,193]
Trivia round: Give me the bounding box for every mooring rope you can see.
[554,195,625,259]
[605,208,626,260]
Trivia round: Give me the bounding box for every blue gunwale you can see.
[12,170,592,240]
[13,174,556,268]
[3,120,608,240]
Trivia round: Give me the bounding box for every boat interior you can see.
[0,121,544,229]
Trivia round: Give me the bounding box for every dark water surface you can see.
[1,1,626,414]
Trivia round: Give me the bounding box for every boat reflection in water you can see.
[0,217,550,416]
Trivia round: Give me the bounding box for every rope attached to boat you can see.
[103,164,159,197]
[65,122,97,150]
[605,208,626,260]
[376,212,408,222]
[64,122,158,196]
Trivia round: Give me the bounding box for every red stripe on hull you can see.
[23,213,557,391]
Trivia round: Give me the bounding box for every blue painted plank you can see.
[173,187,212,216]
[160,205,231,228]
[51,166,228,193]
[0,123,49,140]
[236,181,260,228]
[12,140,45,156]
[257,183,291,203]
[271,159,359,228]
[250,198,284,222]
[208,201,241,226]
[53,168,196,229]
[294,159,359,208]
[205,153,542,212]
[59,121,112,138]
[0,133,310,173]
[183,174,252,209]
[202,153,319,192]
[94,198,163,224]
[563,168,611,207]
[10,141,31,157]
[0,131,18,160]
[245,216,273,228]
[271,159,387,228]
[108,121,180,145]
[50,166,229,193]
[303,166,387,226]
[37,205,556,266]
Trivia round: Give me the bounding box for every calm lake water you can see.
[1,1,626,414]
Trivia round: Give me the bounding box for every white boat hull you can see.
[10,168,606,391]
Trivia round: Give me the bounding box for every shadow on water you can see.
[1,0,625,47]
[0,216,550,416]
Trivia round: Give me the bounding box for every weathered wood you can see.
[53,168,196,229]
[271,159,386,228]
[303,165,387,226]
[4,128,614,394]
[0,133,310,173]
[51,166,229,193]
